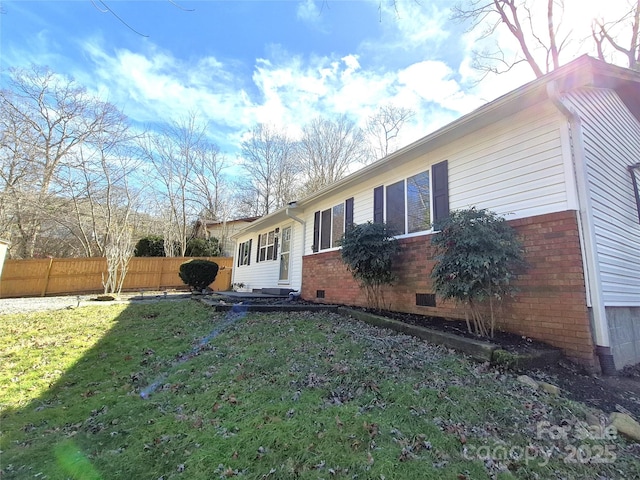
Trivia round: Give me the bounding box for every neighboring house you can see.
[232,56,640,372]
[204,217,259,257]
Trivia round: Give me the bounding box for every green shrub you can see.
[340,222,399,310]
[179,259,219,291]
[134,235,165,257]
[185,237,221,257]
[430,207,528,337]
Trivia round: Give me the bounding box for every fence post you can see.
[41,258,54,297]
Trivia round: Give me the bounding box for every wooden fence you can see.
[0,257,233,298]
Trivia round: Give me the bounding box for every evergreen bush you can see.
[340,222,399,310]
[133,235,165,257]
[185,237,222,257]
[430,207,528,337]
[179,259,219,291]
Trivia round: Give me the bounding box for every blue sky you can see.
[0,0,620,158]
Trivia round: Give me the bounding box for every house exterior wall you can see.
[563,87,640,306]
[233,221,303,292]
[207,220,256,258]
[302,102,575,253]
[562,87,640,368]
[302,210,597,367]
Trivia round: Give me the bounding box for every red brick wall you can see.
[301,210,596,367]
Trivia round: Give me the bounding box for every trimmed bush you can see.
[185,237,222,257]
[340,221,399,310]
[430,207,528,338]
[134,235,165,257]
[179,259,219,291]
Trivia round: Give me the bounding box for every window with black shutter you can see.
[312,198,355,252]
[237,239,252,266]
[371,166,444,235]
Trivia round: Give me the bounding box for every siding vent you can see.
[416,293,436,307]
[316,290,325,299]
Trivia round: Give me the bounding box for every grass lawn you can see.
[1,300,638,479]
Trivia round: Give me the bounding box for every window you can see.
[237,239,252,266]
[332,203,344,246]
[312,198,354,252]
[630,163,640,223]
[256,228,279,262]
[407,171,431,233]
[372,161,449,234]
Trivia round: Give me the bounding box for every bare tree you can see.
[298,115,369,195]
[239,124,300,216]
[58,142,143,258]
[592,0,640,70]
[0,65,131,258]
[452,0,571,78]
[187,140,229,223]
[140,113,227,256]
[366,104,415,160]
[453,0,640,77]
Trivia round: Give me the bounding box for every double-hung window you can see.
[312,197,354,252]
[373,160,449,234]
[256,228,279,262]
[237,239,252,266]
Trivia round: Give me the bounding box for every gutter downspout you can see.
[285,205,306,292]
[547,81,616,375]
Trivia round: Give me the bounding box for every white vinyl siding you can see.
[564,88,640,306]
[232,222,303,291]
[448,104,569,217]
[301,102,571,253]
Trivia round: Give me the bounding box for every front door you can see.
[278,226,291,283]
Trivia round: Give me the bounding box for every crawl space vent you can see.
[416,293,436,307]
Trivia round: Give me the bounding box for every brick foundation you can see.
[301,210,597,367]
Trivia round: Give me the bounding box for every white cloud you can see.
[296,0,327,32]
[78,40,253,137]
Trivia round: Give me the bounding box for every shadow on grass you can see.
[1,299,244,479]
[3,299,640,480]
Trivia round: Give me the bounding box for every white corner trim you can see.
[547,82,610,348]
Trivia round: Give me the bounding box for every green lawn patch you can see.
[1,300,638,479]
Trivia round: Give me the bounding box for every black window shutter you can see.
[237,243,242,267]
[247,239,252,266]
[386,180,405,235]
[313,211,320,252]
[345,197,354,231]
[432,160,449,228]
[273,234,279,259]
[256,235,261,263]
[373,186,384,223]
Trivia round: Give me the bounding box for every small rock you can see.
[609,412,640,441]
[585,410,604,427]
[517,375,539,390]
[538,382,560,395]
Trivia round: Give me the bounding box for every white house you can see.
[231,56,640,372]
[204,216,259,258]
